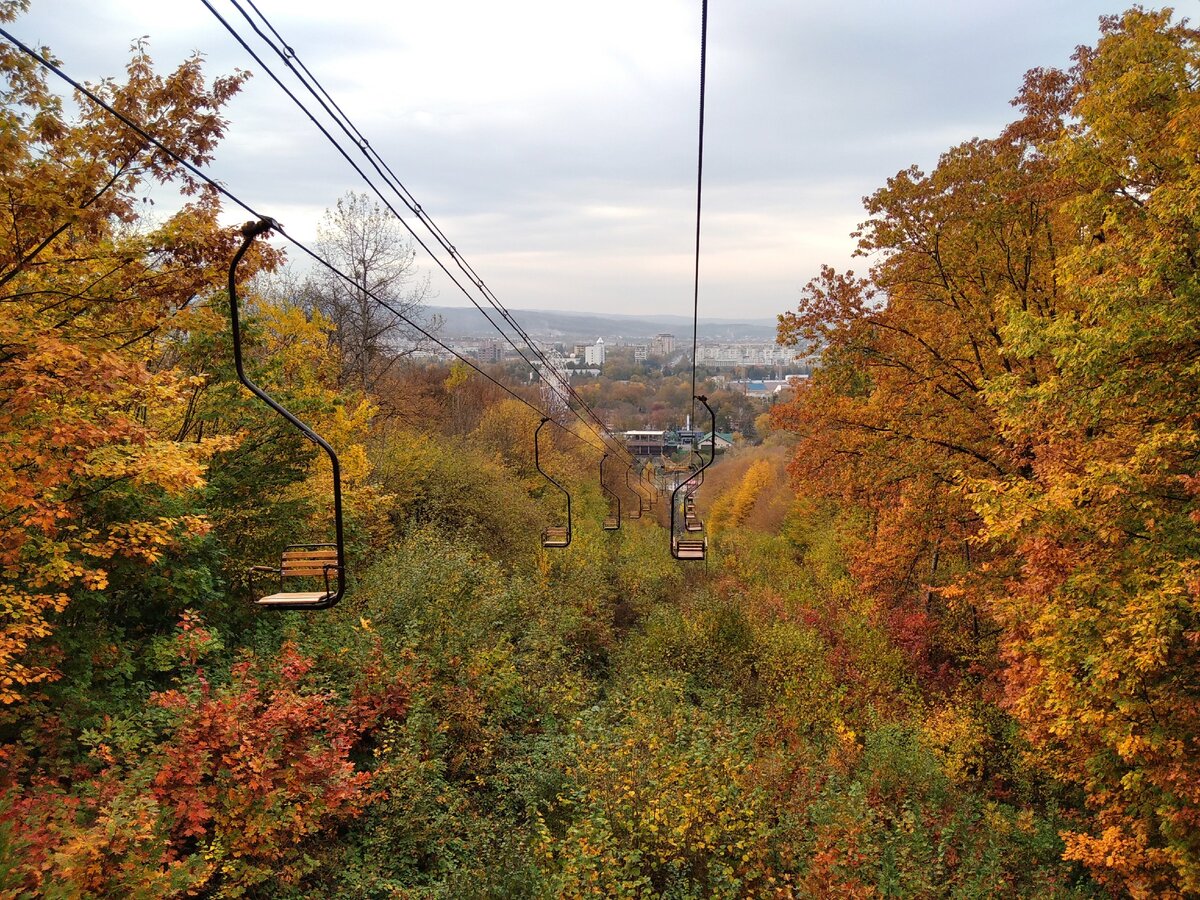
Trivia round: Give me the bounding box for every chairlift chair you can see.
[672,536,707,560]
[251,544,341,606]
[641,466,659,507]
[683,449,704,531]
[625,469,645,519]
[229,220,346,609]
[670,395,716,562]
[535,417,572,548]
[600,454,621,531]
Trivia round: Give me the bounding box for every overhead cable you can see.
[689,0,709,426]
[203,0,631,461]
[0,26,615,459]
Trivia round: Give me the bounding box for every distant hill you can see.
[424,306,779,342]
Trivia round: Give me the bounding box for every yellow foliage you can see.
[710,459,772,535]
[920,703,987,787]
[543,680,777,895]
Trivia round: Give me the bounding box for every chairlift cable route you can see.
[205,0,633,465]
[0,26,618,461]
[670,0,712,562]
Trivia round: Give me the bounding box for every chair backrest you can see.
[542,526,570,548]
[281,546,339,578]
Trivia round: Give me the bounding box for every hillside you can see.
[426,305,780,341]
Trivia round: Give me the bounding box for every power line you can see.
[235,0,575,402]
[0,25,616,460]
[202,0,632,462]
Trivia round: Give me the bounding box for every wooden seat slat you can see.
[256,590,335,605]
[279,546,339,578]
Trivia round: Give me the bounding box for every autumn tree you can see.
[0,16,269,704]
[773,109,1075,671]
[968,10,1200,893]
[773,7,1200,893]
[302,191,431,400]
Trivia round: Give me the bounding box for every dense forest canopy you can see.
[0,2,1197,897]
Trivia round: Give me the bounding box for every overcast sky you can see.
[14,0,1125,321]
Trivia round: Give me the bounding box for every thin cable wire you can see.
[230,0,626,457]
[690,0,709,427]
[0,26,616,459]
[198,3,553,419]
[208,0,631,461]
[236,0,558,384]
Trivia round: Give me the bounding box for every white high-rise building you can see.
[584,337,606,366]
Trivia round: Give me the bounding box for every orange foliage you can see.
[0,30,279,702]
[1,619,413,897]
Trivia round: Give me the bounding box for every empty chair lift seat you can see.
[674,537,707,560]
[252,544,341,607]
[542,526,570,548]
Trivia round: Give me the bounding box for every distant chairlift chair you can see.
[641,466,659,507]
[535,417,572,548]
[671,396,716,562]
[600,454,621,531]
[625,469,645,519]
[684,449,705,532]
[229,220,345,609]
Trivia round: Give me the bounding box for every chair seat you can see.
[256,591,336,606]
[603,517,620,530]
[674,538,706,560]
[542,526,570,548]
